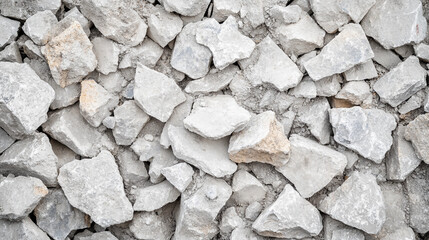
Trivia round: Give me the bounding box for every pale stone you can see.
[404,113,429,164]
[79,232,118,240]
[63,7,91,36]
[0,41,22,63]
[0,128,14,154]
[91,37,119,75]
[414,43,429,62]
[245,202,263,221]
[331,229,364,240]
[369,39,402,70]
[0,16,20,48]
[220,207,244,235]
[117,149,149,185]
[310,0,350,33]
[212,0,241,22]
[296,98,331,144]
[162,0,211,17]
[22,10,58,45]
[406,165,429,234]
[0,0,61,20]
[161,162,194,192]
[130,210,175,240]
[185,65,238,94]
[148,6,183,47]
[119,38,164,69]
[113,101,150,146]
[315,75,342,97]
[133,181,180,212]
[0,217,50,240]
[336,81,371,105]
[240,0,265,28]
[338,0,376,23]
[290,78,317,99]
[343,60,378,81]
[232,170,266,204]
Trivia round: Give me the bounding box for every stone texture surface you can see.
[162,0,210,16]
[0,217,50,240]
[133,180,180,211]
[232,170,266,204]
[185,65,238,94]
[404,113,429,164]
[0,128,14,154]
[148,6,183,47]
[0,0,61,20]
[161,162,194,192]
[406,165,429,234]
[91,37,120,75]
[130,208,175,240]
[22,10,58,45]
[310,0,350,33]
[119,38,164,69]
[296,97,331,144]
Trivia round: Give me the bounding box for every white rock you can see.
[268,5,302,25]
[405,165,429,234]
[336,81,371,105]
[331,229,364,240]
[0,41,22,63]
[130,210,175,240]
[133,181,180,212]
[414,43,429,62]
[0,16,20,48]
[310,0,350,33]
[220,207,244,234]
[117,149,149,185]
[290,78,317,99]
[98,72,125,94]
[338,0,376,23]
[119,38,164,69]
[148,6,183,47]
[22,10,57,45]
[404,113,429,164]
[185,65,238,94]
[369,39,402,70]
[91,37,119,75]
[161,162,194,192]
[162,0,211,17]
[0,0,61,20]
[0,128,14,154]
[245,202,263,221]
[240,0,265,28]
[63,7,91,36]
[232,170,266,204]
[315,75,342,97]
[343,60,378,81]
[212,0,241,22]
[79,232,118,240]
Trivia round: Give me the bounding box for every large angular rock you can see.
[0,16,20,48]
[329,107,396,163]
[0,132,58,187]
[161,162,194,192]
[232,170,266,204]
[185,65,238,94]
[80,0,147,46]
[310,0,350,33]
[113,101,150,146]
[22,10,58,45]
[58,150,133,228]
[0,217,50,240]
[239,36,303,91]
[119,38,164,69]
[0,176,48,220]
[0,128,14,154]
[42,105,103,157]
[373,56,427,107]
[0,0,61,20]
[319,171,386,234]
[406,165,429,234]
[296,97,331,144]
[184,95,251,139]
[133,181,180,212]
[175,176,232,240]
[134,65,186,122]
[336,81,371,105]
[168,125,237,177]
[147,6,183,47]
[196,16,255,70]
[162,0,210,16]
[361,0,427,49]
[369,39,402,70]
[304,24,374,80]
[41,21,97,88]
[34,189,90,240]
[338,0,376,23]
[229,111,291,167]
[130,209,175,240]
[252,184,323,238]
[0,62,54,139]
[277,135,347,198]
[91,37,120,75]
[404,113,429,164]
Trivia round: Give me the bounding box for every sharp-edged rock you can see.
[22,10,58,45]
[185,65,238,94]
[0,128,14,154]
[130,207,175,240]
[119,38,164,69]
[161,162,194,192]
[296,97,331,144]
[343,60,378,81]
[232,170,266,204]
[148,6,183,47]
[133,180,180,212]
[336,81,371,105]
[0,217,50,240]
[310,0,350,33]
[91,37,120,75]
[404,113,429,164]
[405,164,429,234]
[162,0,210,17]
[0,0,61,20]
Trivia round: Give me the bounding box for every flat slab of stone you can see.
[133,180,180,212]
[310,0,350,33]
[304,24,374,80]
[232,170,266,204]
[329,107,396,163]
[319,171,386,234]
[404,113,429,164]
[91,37,120,75]
[343,60,378,81]
[58,150,133,228]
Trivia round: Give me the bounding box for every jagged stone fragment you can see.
[0,0,61,20]
[130,209,175,240]
[338,0,376,23]
[119,38,164,69]
[117,149,149,185]
[414,43,429,62]
[212,0,241,22]
[296,97,331,144]
[406,165,429,234]
[310,0,350,33]
[0,128,14,154]
[315,75,342,97]
[148,6,183,47]
[22,10,58,45]
[404,113,429,164]
[0,16,20,48]
[79,232,118,240]
[162,0,210,16]
[220,207,244,234]
[91,37,119,75]
[331,229,364,240]
[343,60,378,81]
[63,7,91,36]
[185,65,238,94]
[240,0,265,28]
[232,170,266,204]
[0,41,22,63]
[134,181,180,212]
[336,81,371,105]
[161,162,194,192]
[0,217,50,240]
[369,39,402,70]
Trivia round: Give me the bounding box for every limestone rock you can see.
[343,60,377,81]
[329,107,396,163]
[184,95,251,139]
[117,149,149,186]
[331,229,364,240]
[0,41,22,63]
[80,0,147,46]
[414,43,429,62]
[130,209,175,240]
[404,113,429,164]
[212,0,241,22]
[296,97,331,144]
[22,10,58,45]
[58,150,133,228]
[134,65,186,122]
[41,21,97,88]
[310,0,350,33]
[231,227,264,240]
[338,0,376,23]
[0,217,50,240]
[361,0,427,49]
[277,135,347,198]
[91,37,119,75]
[0,0,61,20]
[168,125,237,177]
[229,111,291,167]
[0,62,54,139]
[119,38,164,69]
[161,162,194,192]
[232,170,266,204]
[315,75,342,97]
[148,6,183,47]
[220,207,244,235]
[0,128,14,154]
[336,81,371,105]
[398,94,423,115]
[196,16,255,70]
[319,171,386,234]
[304,24,374,80]
[34,189,90,240]
[185,65,238,94]
[0,16,20,49]
[373,56,427,107]
[0,176,48,220]
[79,232,118,240]
[63,7,91,36]
[133,181,181,211]
[369,39,402,70]
[253,184,323,238]
[240,0,265,28]
[245,202,263,221]
[406,165,429,234]
[290,78,317,99]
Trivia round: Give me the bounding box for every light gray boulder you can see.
[336,81,371,105]
[232,170,266,204]
[79,231,118,240]
[91,37,120,75]
[369,39,402,70]
[130,209,175,240]
[0,128,14,154]
[0,0,61,20]
[185,65,238,94]
[0,41,22,63]
[240,0,265,28]
[0,217,50,240]
[331,229,364,240]
[133,181,180,212]
[63,7,91,36]
[161,162,194,192]
[414,43,429,62]
[148,6,183,47]
[162,0,210,16]
[343,60,378,81]
[212,0,241,22]
[113,101,150,146]
[310,0,350,33]
[117,149,149,186]
[296,97,331,144]
[404,113,429,164]
[0,16,20,48]
[119,38,164,69]
[405,165,429,234]
[22,10,58,45]
[337,0,376,23]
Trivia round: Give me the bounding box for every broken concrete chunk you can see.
[229,111,291,167]
[119,38,164,69]
[0,128,14,154]
[0,132,58,187]
[130,209,175,240]
[0,62,54,139]
[296,97,331,144]
[0,176,48,220]
[58,150,133,228]
[369,39,402,70]
[91,37,119,75]
[22,10,58,45]
[42,21,97,88]
[343,60,378,81]
[406,165,429,234]
[161,162,194,192]
[232,170,266,204]
[277,135,347,198]
[79,80,118,127]
[113,101,150,146]
[0,217,50,240]
[162,0,210,16]
[374,56,427,107]
[168,125,237,178]
[134,65,186,122]
[329,107,396,163]
[338,0,376,23]
[34,189,90,240]
[148,7,183,47]
[80,0,147,46]
[220,207,244,235]
[212,0,241,22]
[196,16,255,70]
[0,0,61,20]
[184,95,251,139]
[310,0,350,33]
[361,0,427,49]
[319,171,386,234]
[185,65,238,94]
[404,113,429,164]
[133,180,181,211]
[336,81,371,105]
[253,184,323,238]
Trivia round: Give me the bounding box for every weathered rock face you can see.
[161,162,194,192]
[0,16,20,48]
[0,217,50,240]
[148,6,183,47]
[0,0,61,20]
[406,165,429,234]
[319,171,386,234]
[162,0,210,16]
[310,0,350,33]
[0,62,55,139]
[58,151,133,228]
[329,107,396,163]
[296,97,331,144]
[130,208,175,240]
[185,65,238,94]
[361,0,427,49]
[0,128,14,154]
[119,38,164,69]
[252,184,323,238]
[336,81,371,105]
[91,37,120,75]
[133,181,181,212]
[404,113,429,164]
[229,111,291,167]
[232,170,266,204]
[22,10,58,46]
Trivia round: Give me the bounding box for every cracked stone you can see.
[148,6,183,47]
[336,81,371,105]
[185,65,238,94]
[232,170,266,204]
[296,97,331,144]
[119,38,164,69]
[343,60,378,81]
[310,0,350,33]
[404,113,429,164]
[133,180,181,212]
[22,10,58,45]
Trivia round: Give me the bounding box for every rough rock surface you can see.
[130,208,175,240]
[0,217,50,240]
[148,6,183,47]
[232,170,266,204]
[0,0,61,20]
[185,65,238,94]
[133,180,181,211]
[162,0,210,17]
[404,113,429,164]
[406,165,429,234]
[310,0,350,33]
[161,162,194,192]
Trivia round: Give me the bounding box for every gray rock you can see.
[319,171,386,234]
[118,38,164,69]
[184,95,251,139]
[161,162,194,192]
[80,0,147,46]
[0,217,50,240]
[22,10,58,45]
[41,21,97,88]
[34,189,90,240]
[0,62,54,139]
[343,60,378,81]
[414,43,429,62]
[175,176,232,240]
[310,0,350,33]
[231,227,264,240]
[130,209,175,240]
[196,16,255,70]
[98,72,125,95]
[232,170,266,204]
[22,40,42,60]
[296,97,331,144]
[0,132,58,187]
[58,150,133,228]
[102,116,115,129]
[220,207,244,235]
[148,6,183,47]
[43,105,103,157]
[50,140,79,169]
[240,0,265,28]
[290,78,317,99]
[162,0,210,16]
[113,101,150,146]
[329,107,396,163]
[185,65,238,94]
[0,16,19,48]
[134,64,186,122]
[315,75,342,97]
[79,232,118,240]
[0,176,48,220]
[304,23,374,80]
[404,113,429,164]
[239,36,303,91]
[245,202,263,221]
[361,0,427,49]
[337,0,376,23]
[212,0,241,22]
[168,125,237,178]
[331,229,364,240]
[405,165,429,234]
[281,111,296,136]
[133,180,180,212]
[117,149,149,186]
[277,135,347,198]
[91,37,120,75]
[63,7,91,36]
[0,0,60,20]
[373,56,427,107]
[369,39,402,70]
[229,111,291,167]
[0,41,22,63]
[252,184,323,238]
[336,81,371,105]
[0,128,14,154]
[267,5,302,25]
[323,216,359,240]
